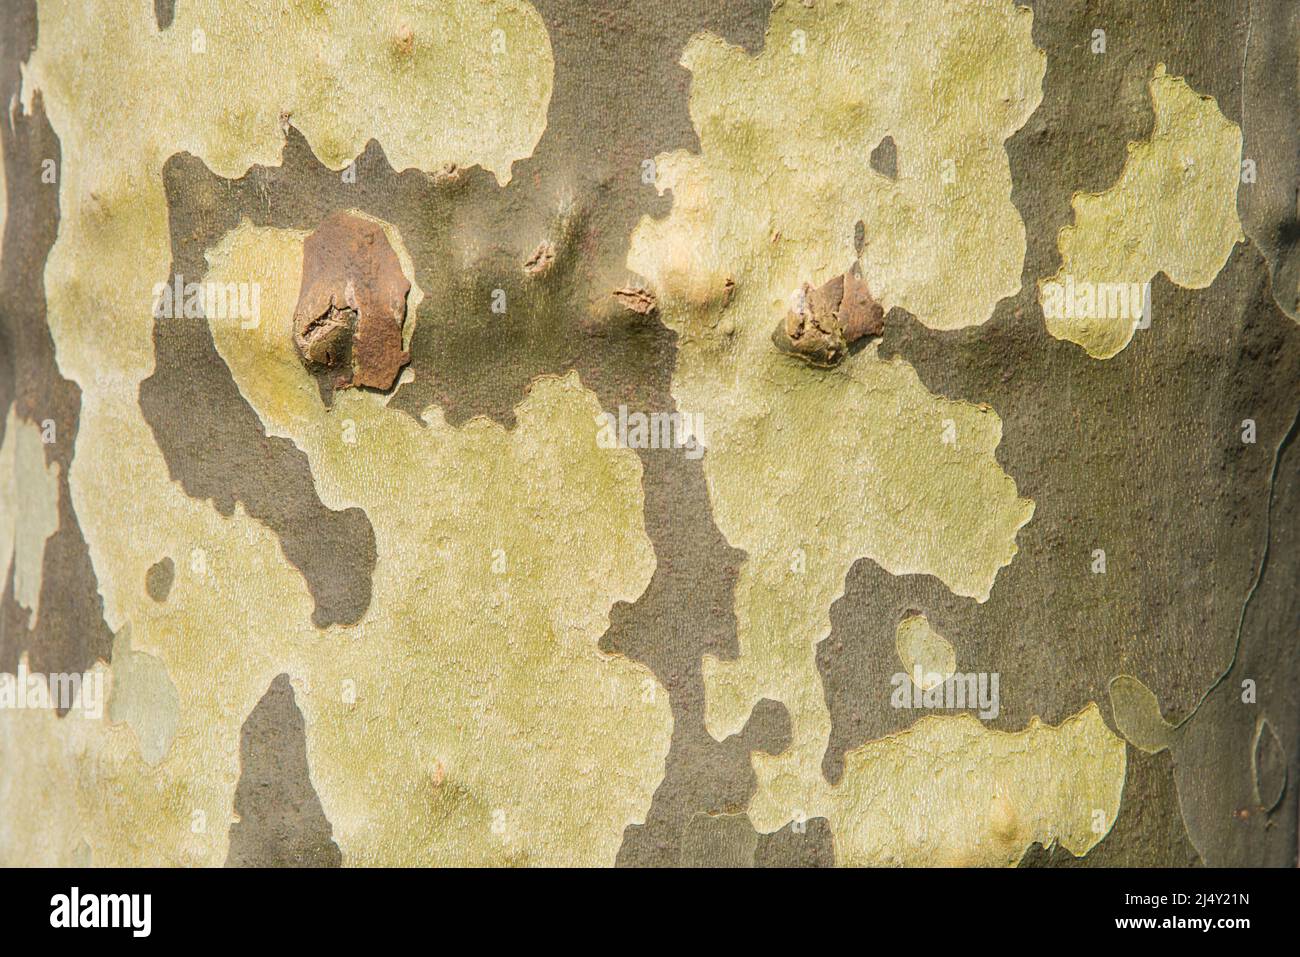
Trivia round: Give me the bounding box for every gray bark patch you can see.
[227,674,342,868]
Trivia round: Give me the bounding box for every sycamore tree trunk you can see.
[0,0,1297,868]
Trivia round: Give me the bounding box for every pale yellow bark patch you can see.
[1039,64,1244,358]
[631,0,1044,332]
[799,705,1126,866]
[28,0,551,186]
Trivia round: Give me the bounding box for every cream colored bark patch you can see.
[0,661,111,867]
[0,409,61,623]
[896,614,957,691]
[799,705,1126,866]
[627,0,1037,854]
[1039,64,1244,359]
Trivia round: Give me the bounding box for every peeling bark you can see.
[292,211,411,393]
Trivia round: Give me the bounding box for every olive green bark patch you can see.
[1251,718,1286,812]
[869,135,898,180]
[681,812,760,867]
[1170,411,1300,865]
[1109,674,1179,754]
[144,558,174,603]
[1238,0,1300,322]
